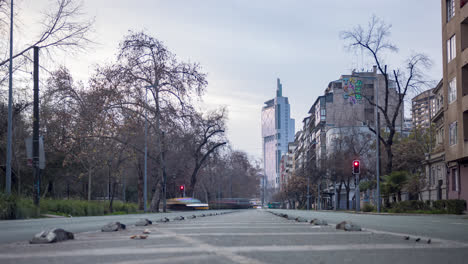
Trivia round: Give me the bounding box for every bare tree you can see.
[116,31,207,211]
[341,15,431,174]
[187,109,227,194]
[0,0,94,69]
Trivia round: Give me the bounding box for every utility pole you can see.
[162,131,167,212]
[143,87,148,212]
[33,46,40,206]
[374,74,381,213]
[5,0,14,195]
[353,160,360,212]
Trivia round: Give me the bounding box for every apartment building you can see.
[441,0,468,202]
[412,89,436,129]
[422,80,448,201]
[308,68,403,166]
[293,67,403,209]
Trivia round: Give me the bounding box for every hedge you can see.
[432,199,467,215]
[389,199,466,215]
[392,200,431,211]
[0,194,139,220]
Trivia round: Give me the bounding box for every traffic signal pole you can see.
[353,160,360,212]
[355,172,360,212]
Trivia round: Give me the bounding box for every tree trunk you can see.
[155,89,164,212]
[109,181,118,213]
[344,178,351,210]
[385,144,393,174]
[337,181,343,210]
[204,188,210,203]
[149,183,161,212]
[137,159,144,210]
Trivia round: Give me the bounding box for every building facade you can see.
[412,89,436,129]
[293,67,404,210]
[422,80,448,201]
[261,79,295,189]
[441,0,468,202]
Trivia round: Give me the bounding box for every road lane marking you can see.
[110,254,218,264]
[158,228,266,264]
[1,242,466,260]
[451,222,468,225]
[158,226,316,230]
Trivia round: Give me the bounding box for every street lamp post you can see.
[5,0,14,195]
[144,87,148,212]
[374,77,381,213]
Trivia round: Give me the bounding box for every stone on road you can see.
[0,210,467,263]
[29,228,74,244]
[101,221,126,232]
[135,218,152,226]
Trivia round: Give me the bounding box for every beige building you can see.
[412,89,436,129]
[441,0,468,202]
[309,67,404,164]
[422,80,448,201]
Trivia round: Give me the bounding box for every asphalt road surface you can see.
[0,210,467,264]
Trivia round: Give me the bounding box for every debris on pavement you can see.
[101,222,126,232]
[135,218,152,226]
[30,228,74,244]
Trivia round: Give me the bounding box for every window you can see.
[276,104,281,129]
[447,35,456,62]
[449,121,458,145]
[320,108,326,121]
[447,0,455,22]
[452,168,459,191]
[448,77,457,103]
[464,111,468,140]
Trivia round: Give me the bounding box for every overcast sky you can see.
[20,0,442,160]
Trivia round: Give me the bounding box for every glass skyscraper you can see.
[261,79,295,189]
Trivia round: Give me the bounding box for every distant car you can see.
[167,198,209,210]
[267,202,281,209]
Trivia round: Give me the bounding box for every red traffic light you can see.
[353,160,360,174]
[180,185,184,191]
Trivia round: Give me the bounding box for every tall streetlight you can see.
[306,140,317,210]
[5,0,14,195]
[374,76,381,213]
[143,87,148,212]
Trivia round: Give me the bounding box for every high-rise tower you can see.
[261,78,295,190]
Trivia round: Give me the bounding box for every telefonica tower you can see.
[261,78,295,190]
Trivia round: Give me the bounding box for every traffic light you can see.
[179,185,185,197]
[353,160,360,174]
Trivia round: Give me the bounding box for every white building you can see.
[261,78,295,189]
